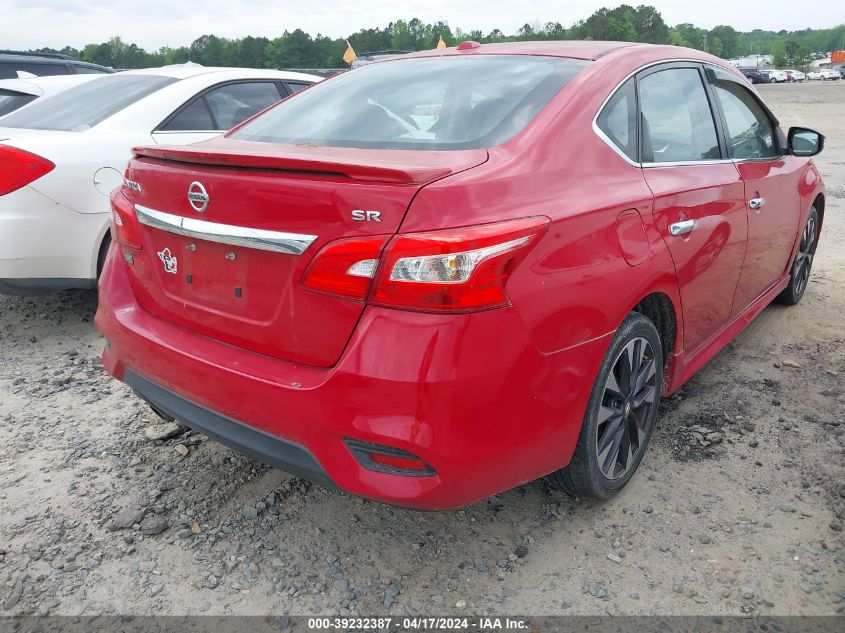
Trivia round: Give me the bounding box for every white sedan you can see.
[782,69,806,82]
[807,68,840,80]
[0,64,319,295]
[0,74,98,117]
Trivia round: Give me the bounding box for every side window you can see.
[75,66,110,74]
[638,68,721,163]
[596,78,637,162]
[161,98,215,131]
[711,80,777,159]
[14,62,67,77]
[285,82,309,94]
[204,82,283,130]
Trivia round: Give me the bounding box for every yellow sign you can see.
[343,41,357,65]
[436,36,446,49]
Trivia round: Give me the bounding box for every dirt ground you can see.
[1,80,843,619]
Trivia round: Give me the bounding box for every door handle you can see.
[669,219,697,236]
[749,197,766,209]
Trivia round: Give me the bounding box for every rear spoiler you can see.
[131,145,461,186]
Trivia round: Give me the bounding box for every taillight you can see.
[299,217,548,312]
[302,235,389,301]
[372,217,549,312]
[110,188,144,250]
[0,145,54,196]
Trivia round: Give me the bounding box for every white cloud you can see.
[0,0,840,51]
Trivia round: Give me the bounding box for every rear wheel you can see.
[548,312,663,498]
[776,206,819,305]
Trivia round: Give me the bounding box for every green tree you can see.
[773,39,812,68]
[518,23,536,40]
[709,25,738,57]
[632,5,669,43]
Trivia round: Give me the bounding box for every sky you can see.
[0,0,841,51]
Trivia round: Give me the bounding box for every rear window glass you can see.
[0,90,37,117]
[232,55,587,150]
[0,75,177,131]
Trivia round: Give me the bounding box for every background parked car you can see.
[739,67,766,84]
[351,50,412,68]
[807,68,841,80]
[0,74,98,117]
[0,51,113,79]
[760,69,787,83]
[0,64,320,296]
[783,69,806,82]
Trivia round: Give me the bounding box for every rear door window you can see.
[638,67,721,163]
[162,82,284,132]
[205,82,284,129]
[160,97,216,131]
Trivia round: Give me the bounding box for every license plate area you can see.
[150,233,290,320]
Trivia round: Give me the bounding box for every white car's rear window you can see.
[0,75,176,131]
[0,90,37,117]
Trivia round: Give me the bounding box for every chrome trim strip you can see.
[642,159,735,168]
[134,205,317,256]
[590,58,742,169]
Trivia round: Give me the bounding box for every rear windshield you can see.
[0,75,177,131]
[0,90,37,117]
[232,55,587,150]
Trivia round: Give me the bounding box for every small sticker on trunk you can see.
[157,247,178,274]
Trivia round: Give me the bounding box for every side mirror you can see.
[788,127,824,157]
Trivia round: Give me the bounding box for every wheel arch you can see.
[93,224,112,279]
[629,291,678,368]
[813,193,825,233]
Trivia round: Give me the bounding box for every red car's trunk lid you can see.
[121,141,487,367]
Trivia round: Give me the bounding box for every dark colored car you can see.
[351,50,412,68]
[97,41,825,509]
[0,51,113,79]
[739,67,766,84]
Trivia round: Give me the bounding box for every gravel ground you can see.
[1,81,843,618]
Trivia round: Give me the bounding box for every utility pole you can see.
[703,32,707,53]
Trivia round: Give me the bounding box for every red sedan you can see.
[96,41,825,509]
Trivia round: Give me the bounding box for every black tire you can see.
[776,206,818,306]
[548,312,663,498]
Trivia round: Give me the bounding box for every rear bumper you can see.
[96,249,609,509]
[126,369,335,488]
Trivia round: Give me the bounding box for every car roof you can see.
[0,53,70,63]
[403,41,641,61]
[118,64,320,82]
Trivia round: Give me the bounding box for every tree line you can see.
[30,4,845,70]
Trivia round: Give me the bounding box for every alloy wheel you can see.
[595,337,658,480]
[793,213,816,296]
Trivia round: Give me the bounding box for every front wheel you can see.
[776,207,819,305]
[548,312,663,498]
